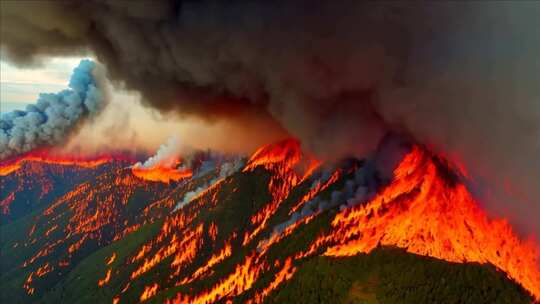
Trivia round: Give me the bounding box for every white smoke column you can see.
[132,136,182,169]
[0,59,106,159]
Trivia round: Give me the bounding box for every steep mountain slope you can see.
[0,139,537,304]
[0,163,215,303]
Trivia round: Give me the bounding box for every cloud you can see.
[0,59,107,159]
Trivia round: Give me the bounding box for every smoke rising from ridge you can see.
[132,136,183,170]
[1,1,539,236]
[0,59,107,159]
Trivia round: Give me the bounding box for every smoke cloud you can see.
[1,1,539,236]
[174,158,244,211]
[132,136,184,170]
[0,59,106,159]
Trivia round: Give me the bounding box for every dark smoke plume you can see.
[1,1,539,236]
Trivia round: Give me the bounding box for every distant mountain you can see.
[0,154,133,224]
[0,140,537,304]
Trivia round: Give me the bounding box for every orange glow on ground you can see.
[0,149,129,176]
[106,253,117,265]
[140,283,159,301]
[242,138,306,245]
[131,166,192,183]
[98,269,112,287]
[300,146,540,301]
[168,253,264,304]
[11,139,539,302]
[249,257,297,304]
[178,241,233,285]
[289,170,340,215]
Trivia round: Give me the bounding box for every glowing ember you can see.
[44,225,58,237]
[98,269,112,287]
[131,225,203,279]
[140,283,159,301]
[35,262,53,277]
[289,170,340,215]
[258,213,317,255]
[0,193,15,215]
[249,258,297,304]
[106,252,117,265]
[168,253,264,304]
[301,146,540,301]
[23,272,34,295]
[208,222,218,241]
[178,241,233,285]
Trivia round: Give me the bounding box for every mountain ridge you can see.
[0,140,536,303]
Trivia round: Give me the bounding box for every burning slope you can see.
[3,138,537,303]
[0,151,132,224]
[11,168,173,296]
[242,138,305,244]
[0,149,126,176]
[141,139,538,303]
[108,140,309,303]
[243,138,303,172]
[165,140,330,303]
[301,146,540,300]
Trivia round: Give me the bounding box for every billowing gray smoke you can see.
[1,1,539,236]
[0,60,106,159]
[132,136,182,169]
[174,158,244,211]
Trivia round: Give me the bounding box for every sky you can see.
[0,57,83,113]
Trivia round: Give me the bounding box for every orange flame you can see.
[140,283,159,301]
[131,166,192,183]
[258,213,317,255]
[23,272,34,295]
[35,262,53,277]
[106,252,117,265]
[178,241,233,285]
[249,257,297,304]
[1,193,16,215]
[131,224,203,279]
[98,269,112,287]
[301,146,540,300]
[289,170,340,215]
[243,138,303,172]
[242,138,307,245]
[169,253,263,304]
[208,222,218,241]
[0,149,128,176]
[166,137,317,303]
